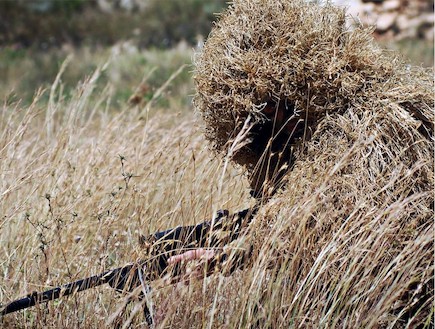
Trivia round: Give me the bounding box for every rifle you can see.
[0,207,256,325]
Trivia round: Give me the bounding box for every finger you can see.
[168,249,215,265]
[167,249,213,264]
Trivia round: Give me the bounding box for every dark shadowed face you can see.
[248,99,310,198]
[262,101,306,142]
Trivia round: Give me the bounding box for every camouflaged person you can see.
[188,0,434,327]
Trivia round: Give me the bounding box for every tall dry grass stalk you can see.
[0,58,250,328]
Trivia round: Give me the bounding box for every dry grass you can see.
[1,1,434,328]
[0,59,251,328]
[192,0,434,328]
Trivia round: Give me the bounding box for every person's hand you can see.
[167,248,216,284]
[168,248,215,265]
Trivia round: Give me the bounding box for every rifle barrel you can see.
[0,268,118,316]
[0,207,256,316]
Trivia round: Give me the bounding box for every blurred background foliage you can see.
[0,0,432,107]
[0,0,227,48]
[0,0,228,106]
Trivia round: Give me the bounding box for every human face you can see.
[262,101,304,141]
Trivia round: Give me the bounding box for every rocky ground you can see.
[333,0,434,40]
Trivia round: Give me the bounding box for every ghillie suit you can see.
[194,0,434,327]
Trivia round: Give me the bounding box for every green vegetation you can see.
[0,0,227,48]
[380,38,434,68]
[0,46,194,108]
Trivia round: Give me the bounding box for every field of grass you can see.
[0,37,433,328]
[0,45,256,328]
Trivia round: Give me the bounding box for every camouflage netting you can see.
[194,0,433,170]
[192,0,434,327]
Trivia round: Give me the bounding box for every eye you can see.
[263,105,275,116]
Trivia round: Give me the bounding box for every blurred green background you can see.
[0,0,228,107]
[0,0,433,107]
[0,0,226,48]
